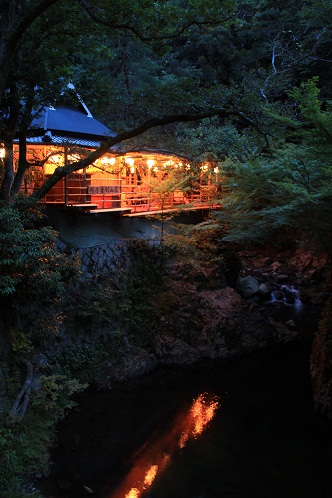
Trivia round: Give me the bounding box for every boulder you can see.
[105,342,158,383]
[275,274,289,283]
[259,283,272,299]
[237,275,259,298]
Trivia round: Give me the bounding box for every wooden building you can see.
[1,95,223,246]
[13,99,220,217]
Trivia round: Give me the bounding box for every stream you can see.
[39,303,332,498]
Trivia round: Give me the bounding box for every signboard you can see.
[87,185,120,194]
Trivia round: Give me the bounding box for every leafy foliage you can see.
[0,202,79,300]
[0,1,332,495]
[0,374,85,498]
[215,80,332,255]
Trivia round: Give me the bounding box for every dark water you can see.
[40,307,332,498]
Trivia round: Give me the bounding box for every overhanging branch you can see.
[31,108,269,200]
[78,0,233,42]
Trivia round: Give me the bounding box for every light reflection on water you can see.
[109,393,220,498]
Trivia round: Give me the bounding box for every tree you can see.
[0,0,240,203]
[0,200,79,361]
[2,0,331,206]
[0,0,61,98]
[215,79,332,260]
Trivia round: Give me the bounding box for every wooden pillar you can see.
[64,146,68,206]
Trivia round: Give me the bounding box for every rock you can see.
[272,290,284,301]
[153,286,299,365]
[258,283,271,299]
[270,319,298,343]
[237,276,259,298]
[285,319,296,330]
[82,485,94,494]
[283,289,296,304]
[269,261,282,272]
[154,335,200,365]
[105,342,158,382]
[275,274,289,283]
[310,323,332,420]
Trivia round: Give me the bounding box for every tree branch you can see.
[31,108,268,200]
[0,0,62,99]
[10,358,33,419]
[78,0,233,42]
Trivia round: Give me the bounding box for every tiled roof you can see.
[30,106,117,139]
[25,135,106,148]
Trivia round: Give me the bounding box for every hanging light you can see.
[51,154,63,164]
[147,159,155,168]
[130,166,135,174]
[68,153,81,162]
[125,157,135,166]
[0,148,5,158]
[214,167,219,174]
[101,156,116,165]
[164,160,174,167]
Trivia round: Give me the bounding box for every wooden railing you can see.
[43,173,219,213]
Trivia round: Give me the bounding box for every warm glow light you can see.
[186,163,191,170]
[191,394,219,436]
[201,164,209,171]
[108,393,219,498]
[147,159,155,168]
[0,148,5,158]
[143,465,158,487]
[153,166,158,172]
[101,156,116,165]
[68,153,81,162]
[164,160,174,167]
[179,394,219,447]
[214,167,219,174]
[125,489,140,498]
[51,154,62,164]
[125,157,135,166]
[130,166,135,174]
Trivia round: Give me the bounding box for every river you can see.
[39,304,332,498]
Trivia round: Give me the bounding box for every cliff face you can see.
[238,246,332,421]
[151,259,298,366]
[310,300,332,420]
[53,240,332,420]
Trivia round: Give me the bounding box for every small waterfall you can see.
[270,284,303,312]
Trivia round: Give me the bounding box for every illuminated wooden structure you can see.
[9,101,221,216]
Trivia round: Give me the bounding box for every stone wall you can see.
[56,237,158,277]
[56,238,130,277]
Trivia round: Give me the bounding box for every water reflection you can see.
[109,393,220,498]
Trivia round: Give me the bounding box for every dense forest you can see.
[0,1,332,496]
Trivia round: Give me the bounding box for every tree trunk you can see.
[0,80,19,202]
[10,358,33,418]
[11,85,35,196]
[0,297,14,364]
[0,138,15,203]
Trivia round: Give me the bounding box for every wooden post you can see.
[64,146,68,206]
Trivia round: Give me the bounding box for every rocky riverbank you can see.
[100,244,332,419]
